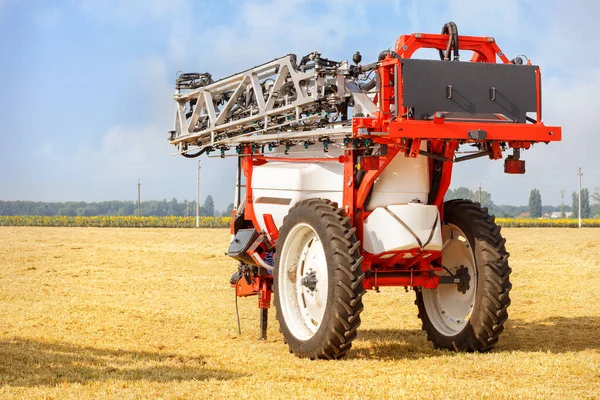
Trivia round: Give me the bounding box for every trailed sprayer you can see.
[168,23,561,359]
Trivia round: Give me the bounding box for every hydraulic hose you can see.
[439,21,460,61]
[358,74,378,91]
[378,49,401,61]
[181,147,209,158]
[360,62,378,72]
[449,21,459,60]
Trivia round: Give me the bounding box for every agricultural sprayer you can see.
[168,22,561,359]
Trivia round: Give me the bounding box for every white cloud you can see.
[77,0,188,27]
[76,0,200,64]
[171,0,371,75]
[74,123,236,207]
[447,0,522,35]
[66,51,237,207]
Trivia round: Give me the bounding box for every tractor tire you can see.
[273,198,365,359]
[415,199,512,352]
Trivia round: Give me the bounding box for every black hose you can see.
[439,21,460,61]
[360,62,378,72]
[181,147,209,158]
[378,50,401,61]
[358,73,378,91]
[449,21,459,60]
[440,23,452,60]
[439,24,449,60]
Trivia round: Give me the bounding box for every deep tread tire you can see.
[273,199,365,359]
[415,199,512,352]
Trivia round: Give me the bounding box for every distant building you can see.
[550,211,573,219]
[517,212,530,218]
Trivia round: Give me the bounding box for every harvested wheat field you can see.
[1,227,599,399]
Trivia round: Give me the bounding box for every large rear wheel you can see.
[273,199,365,359]
[415,199,512,352]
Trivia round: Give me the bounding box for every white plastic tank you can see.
[251,148,344,232]
[251,144,432,250]
[366,144,430,210]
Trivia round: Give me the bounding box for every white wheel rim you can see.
[422,223,477,336]
[278,223,329,340]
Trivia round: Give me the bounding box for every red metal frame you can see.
[234,31,562,298]
[395,33,511,64]
[233,274,273,309]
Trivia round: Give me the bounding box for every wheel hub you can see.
[455,265,471,294]
[301,270,318,292]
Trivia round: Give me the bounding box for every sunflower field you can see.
[0,215,599,228]
[495,218,600,227]
[0,215,231,228]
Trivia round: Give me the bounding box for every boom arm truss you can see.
[170,53,378,155]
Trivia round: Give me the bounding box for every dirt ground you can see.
[1,227,599,399]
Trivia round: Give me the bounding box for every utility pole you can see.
[137,180,141,217]
[196,159,201,228]
[478,184,482,204]
[186,199,189,217]
[578,167,583,228]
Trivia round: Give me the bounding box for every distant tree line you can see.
[445,187,574,218]
[2,187,598,218]
[0,196,235,217]
[528,187,599,218]
[446,186,600,218]
[446,187,494,209]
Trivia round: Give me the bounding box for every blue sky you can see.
[1,0,598,210]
